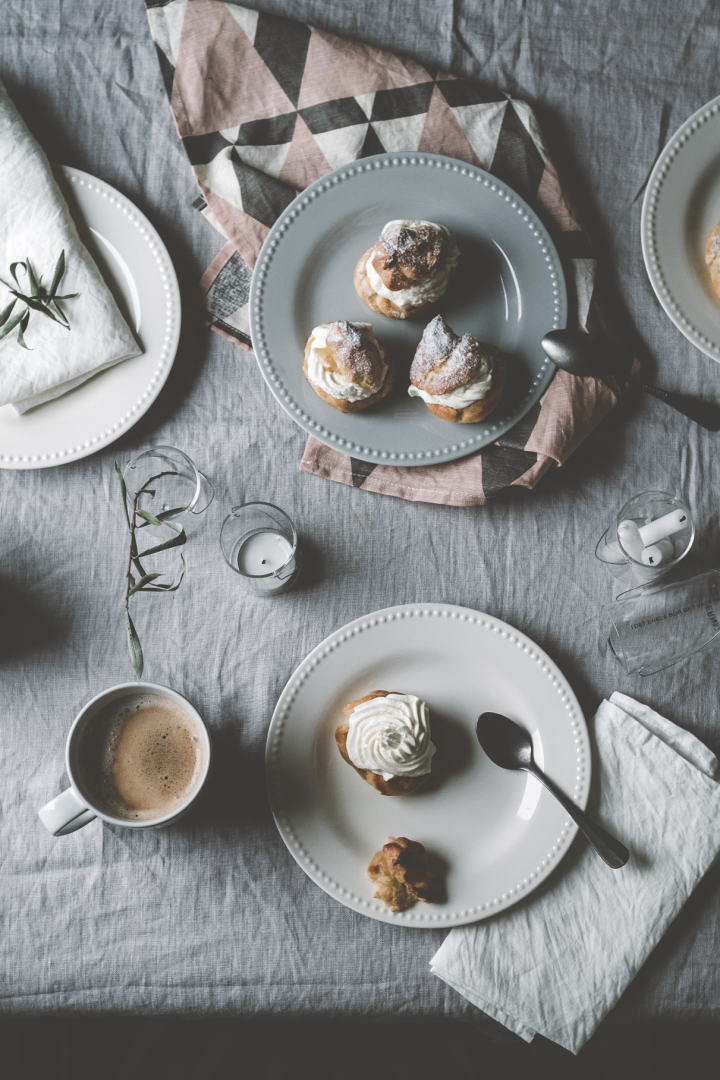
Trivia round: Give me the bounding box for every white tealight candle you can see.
[237,529,294,577]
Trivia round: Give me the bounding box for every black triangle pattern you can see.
[490,102,546,205]
[494,400,542,451]
[230,151,296,228]
[360,125,386,157]
[253,14,312,108]
[480,444,538,497]
[183,130,234,166]
[350,458,378,488]
[436,80,506,108]
[154,43,175,102]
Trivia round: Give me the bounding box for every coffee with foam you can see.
[78,693,206,821]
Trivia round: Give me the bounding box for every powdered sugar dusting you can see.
[326,320,385,390]
[410,315,496,397]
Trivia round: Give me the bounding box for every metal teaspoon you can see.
[476,711,629,869]
[542,329,720,431]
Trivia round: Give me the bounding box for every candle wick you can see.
[261,559,266,564]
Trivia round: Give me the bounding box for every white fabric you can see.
[0,80,140,413]
[430,693,720,1053]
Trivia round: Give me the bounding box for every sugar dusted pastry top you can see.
[408,315,496,408]
[306,320,388,401]
[345,693,435,781]
[365,220,459,309]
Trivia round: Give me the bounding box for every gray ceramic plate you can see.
[249,153,566,467]
[642,95,720,362]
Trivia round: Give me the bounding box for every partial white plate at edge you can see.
[0,166,181,469]
[642,95,720,362]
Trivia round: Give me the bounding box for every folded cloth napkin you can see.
[146,1,636,506]
[430,692,720,1053]
[0,80,141,413]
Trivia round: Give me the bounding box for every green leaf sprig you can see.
[0,250,78,350]
[115,462,187,678]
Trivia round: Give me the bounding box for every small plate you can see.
[0,167,181,469]
[250,153,566,467]
[642,96,720,361]
[266,604,590,927]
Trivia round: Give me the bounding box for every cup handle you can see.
[38,788,97,836]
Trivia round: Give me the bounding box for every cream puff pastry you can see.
[303,320,394,413]
[335,690,436,797]
[408,315,505,423]
[705,220,720,299]
[367,837,441,912]
[353,219,459,320]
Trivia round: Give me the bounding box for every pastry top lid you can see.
[409,315,498,395]
[371,220,454,290]
[315,320,386,391]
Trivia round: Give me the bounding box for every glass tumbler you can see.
[123,446,214,527]
[595,491,694,585]
[604,569,720,675]
[220,502,302,596]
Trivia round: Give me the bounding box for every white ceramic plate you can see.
[642,96,720,361]
[0,167,181,469]
[249,153,566,467]
[266,604,590,928]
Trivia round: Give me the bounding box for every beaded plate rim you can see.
[0,166,181,469]
[249,152,567,467]
[265,603,590,928]
[641,94,720,362]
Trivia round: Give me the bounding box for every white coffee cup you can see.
[38,682,212,836]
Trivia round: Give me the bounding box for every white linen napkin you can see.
[0,80,141,413]
[430,692,720,1054]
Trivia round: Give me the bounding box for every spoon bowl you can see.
[476,712,629,869]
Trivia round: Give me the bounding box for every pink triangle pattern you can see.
[418,86,480,165]
[277,114,332,190]
[171,0,295,137]
[297,27,431,110]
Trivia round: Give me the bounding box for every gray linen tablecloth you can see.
[2,0,720,1022]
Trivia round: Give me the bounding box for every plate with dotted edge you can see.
[641,94,720,362]
[265,603,590,927]
[0,166,180,469]
[249,152,567,468]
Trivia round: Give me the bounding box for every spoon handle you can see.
[527,764,629,869]
[641,384,720,431]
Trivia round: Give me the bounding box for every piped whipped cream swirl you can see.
[306,323,387,401]
[366,220,459,309]
[346,693,436,781]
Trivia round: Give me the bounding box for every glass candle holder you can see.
[220,502,302,596]
[595,491,694,585]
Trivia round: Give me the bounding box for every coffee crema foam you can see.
[78,693,205,821]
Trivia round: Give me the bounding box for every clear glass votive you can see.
[220,502,302,596]
[605,569,720,675]
[595,491,694,585]
[123,446,214,527]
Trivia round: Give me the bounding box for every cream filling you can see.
[365,220,459,309]
[346,693,436,781]
[306,324,387,401]
[408,358,494,409]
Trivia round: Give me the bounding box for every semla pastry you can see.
[705,220,720,299]
[367,836,441,912]
[408,314,505,423]
[353,219,459,320]
[335,690,436,796]
[303,320,394,413]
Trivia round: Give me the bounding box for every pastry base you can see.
[367,836,441,912]
[353,247,432,320]
[335,690,430,796]
[421,351,506,423]
[303,337,395,413]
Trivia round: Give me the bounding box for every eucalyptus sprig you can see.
[115,462,187,678]
[0,250,78,349]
